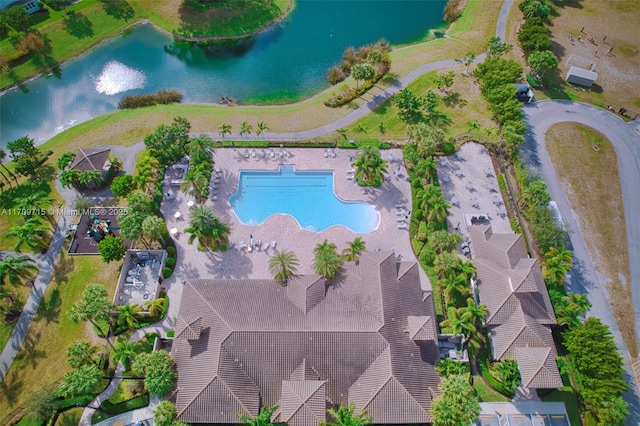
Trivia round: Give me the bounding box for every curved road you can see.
[522,100,640,423]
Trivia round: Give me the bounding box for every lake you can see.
[0,0,446,147]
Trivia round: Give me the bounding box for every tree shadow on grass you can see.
[34,287,62,324]
[0,370,24,408]
[62,11,94,39]
[98,0,134,21]
[442,92,468,108]
[53,254,74,285]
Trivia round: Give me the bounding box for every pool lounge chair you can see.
[262,242,270,251]
[397,222,408,229]
[271,240,277,249]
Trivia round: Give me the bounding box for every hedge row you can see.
[118,90,182,110]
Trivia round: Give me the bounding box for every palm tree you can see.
[354,123,368,135]
[377,122,387,140]
[440,306,475,339]
[14,189,55,225]
[239,121,253,138]
[238,405,278,426]
[456,259,477,280]
[112,338,139,370]
[186,135,215,164]
[268,249,299,283]
[0,254,38,285]
[116,301,143,330]
[256,121,269,138]
[353,146,388,186]
[218,123,232,139]
[342,237,366,263]
[336,128,348,141]
[443,273,470,304]
[313,248,343,281]
[433,252,459,280]
[459,298,488,329]
[322,404,372,426]
[7,218,49,252]
[0,149,18,186]
[542,247,573,287]
[142,215,167,246]
[467,120,481,133]
[557,292,591,328]
[209,218,230,249]
[426,195,450,223]
[180,166,210,200]
[144,297,166,317]
[185,204,217,248]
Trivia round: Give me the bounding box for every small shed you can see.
[566,66,598,88]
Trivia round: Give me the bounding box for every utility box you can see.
[566,66,598,88]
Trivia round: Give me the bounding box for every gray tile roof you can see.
[172,251,439,423]
[69,147,111,172]
[515,347,563,389]
[470,225,560,389]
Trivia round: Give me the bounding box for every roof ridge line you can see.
[389,375,429,414]
[176,374,219,418]
[188,280,234,331]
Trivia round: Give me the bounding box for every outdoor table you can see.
[187,200,195,207]
[174,211,181,219]
[170,228,178,235]
[442,175,450,183]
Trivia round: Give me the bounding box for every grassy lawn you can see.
[0,253,121,425]
[545,123,636,357]
[0,178,64,252]
[53,407,84,426]
[472,376,509,402]
[541,387,582,426]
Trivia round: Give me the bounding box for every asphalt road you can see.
[522,100,640,423]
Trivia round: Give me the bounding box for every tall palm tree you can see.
[322,404,372,426]
[180,166,210,200]
[218,123,232,139]
[239,121,253,138]
[440,306,475,339]
[313,248,343,282]
[116,301,143,330]
[443,273,470,303]
[562,292,591,317]
[238,405,278,426]
[426,195,450,223]
[353,146,387,186]
[0,149,18,186]
[542,247,573,287]
[186,135,215,164]
[0,254,38,285]
[459,297,488,329]
[456,259,477,280]
[14,189,55,225]
[112,338,139,370]
[336,128,348,141]
[209,218,230,249]
[144,297,166,317]
[7,218,49,252]
[433,252,459,280]
[268,249,299,283]
[256,121,269,138]
[142,215,167,246]
[185,204,225,249]
[342,237,366,263]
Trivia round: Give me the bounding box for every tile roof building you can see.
[172,251,441,424]
[469,225,562,389]
[69,147,111,172]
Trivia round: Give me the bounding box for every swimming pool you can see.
[229,165,379,233]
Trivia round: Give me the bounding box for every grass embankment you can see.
[0,254,120,424]
[545,123,636,356]
[0,0,292,90]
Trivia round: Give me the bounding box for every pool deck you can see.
[161,147,416,284]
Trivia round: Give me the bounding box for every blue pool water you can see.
[229,165,379,233]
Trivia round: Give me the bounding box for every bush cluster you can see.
[324,78,376,107]
[325,39,391,85]
[517,1,558,83]
[118,90,182,110]
[443,0,462,23]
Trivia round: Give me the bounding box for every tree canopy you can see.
[98,235,128,263]
[431,374,480,426]
[133,350,177,397]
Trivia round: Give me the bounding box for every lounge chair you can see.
[262,242,269,251]
[271,240,277,249]
[397,223,408,229]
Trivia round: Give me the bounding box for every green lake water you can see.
[0,0,446,146]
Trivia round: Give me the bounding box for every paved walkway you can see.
[521,100,640,424]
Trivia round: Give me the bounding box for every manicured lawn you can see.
[472,375,509,402]
[53,407,84,426]
[541,387,582,426]
[0,254,120,425]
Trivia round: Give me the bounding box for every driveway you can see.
[521,100,640,423]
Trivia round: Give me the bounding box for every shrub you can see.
[111,175,134,197]
[441,142,455,155]
[165,257,176,267]
[166,246,176,257]
[163,267,172,278]
[327,65,345,85]
[167,330,175,338]
[118,90,182,109]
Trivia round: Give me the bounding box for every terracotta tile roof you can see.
[470,225,560,389]
[172,251,440,423]
[69,147,111,172]
[515,347,563,389]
